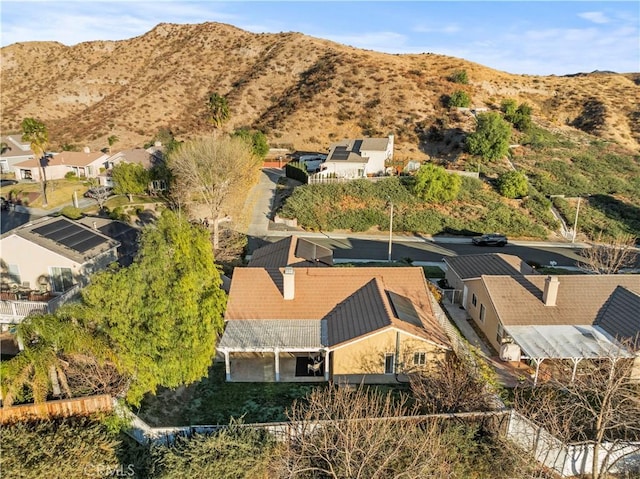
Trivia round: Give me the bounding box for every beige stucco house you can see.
[0,216,119,326]
[316,135,394,179]
[445,254,639,383]
[218,236,451,383]
[13,149,109,182]
[0,134,34,174]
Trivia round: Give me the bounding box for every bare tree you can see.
[273,385,545,479]
[84,184,112,211]
[409,355,498,414]
[578,233,638,274]
[514,352,640,479]
[168,135,261,249]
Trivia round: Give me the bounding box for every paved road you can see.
[243,168,596,268]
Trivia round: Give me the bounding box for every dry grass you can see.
[1,23,638,160]
[0,180,90,209]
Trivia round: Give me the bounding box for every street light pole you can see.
[572,196,581,243]
[387,199,394,262]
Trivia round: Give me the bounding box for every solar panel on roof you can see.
[388,291,422,327]
[32,218,110,254]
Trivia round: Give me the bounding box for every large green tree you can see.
[466,112,512,161]
[412,163,462,203]
[232,129,269,159]
[78,210,227,405]
[111,162,150,201]
[21,117,49,206]
[447,90,471,108]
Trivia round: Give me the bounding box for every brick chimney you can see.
[283,266,295,300]
[543,276,559,306]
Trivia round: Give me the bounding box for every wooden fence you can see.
[1,394,113,423]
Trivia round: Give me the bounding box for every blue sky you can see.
[1,1,638,75]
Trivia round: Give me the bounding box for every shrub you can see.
[59,205,84,219]
[497,171,529,198]
[447,90,471,108]
[448,70,469,84]
[412,164,462,203]
[64,171,77,180]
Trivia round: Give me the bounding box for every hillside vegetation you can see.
[1,22,639,157]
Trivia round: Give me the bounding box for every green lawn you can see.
[137,362,413,427]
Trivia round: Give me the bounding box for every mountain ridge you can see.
[2,21,639,157]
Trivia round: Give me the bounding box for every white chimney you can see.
[543,276,559,306]
[283,266,295,300]
[83,146,90,153]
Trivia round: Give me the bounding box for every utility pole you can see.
[387,198,394,262]
[572,196,581,243]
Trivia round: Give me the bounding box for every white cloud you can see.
[412,23,461,35]
[321,31,409,51]
[578,11,610,24]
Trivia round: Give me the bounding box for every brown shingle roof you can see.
[483,275,640,326]
[444,253,534,279]
[225,266,450,349]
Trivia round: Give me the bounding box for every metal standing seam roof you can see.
[218,319,325,351]
[444,253,533,280]
[506,324,635,360]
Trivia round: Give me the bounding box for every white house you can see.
[0,135,34,174]
[0,216,119,326]
[318,135,394,178]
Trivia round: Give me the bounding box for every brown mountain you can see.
[1,22,639,157]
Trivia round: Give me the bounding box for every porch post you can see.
[533,358,543,386]
[571,358,582,382]
[224,350,231,381]
[324,349,330,381]
[274,348,280,382]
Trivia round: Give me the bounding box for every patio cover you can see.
[218,319,326,352]
[506,324,634,361]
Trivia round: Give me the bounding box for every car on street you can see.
[472,233,508,246]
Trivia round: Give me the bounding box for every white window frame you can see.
[480,304,486,323]
[384,353,395,374]
[49,266,74,293]
[413,351,426,366]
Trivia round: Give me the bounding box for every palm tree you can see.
[21,118,49,206]
[107,135,119,153]
[0,312,115,406]
[207,92,230,128]
[0,141,11,155]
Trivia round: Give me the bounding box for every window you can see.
[4,264,20,285]
[86,166,93,176]
[480,304,486,322]
[384,353,395,374]
[413,352,426,366]
[471,293,477,307]
[50,267,73,293]
[20,169,32,180]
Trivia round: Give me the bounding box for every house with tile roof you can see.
[0,216,119,326]
[100,145,166,192]
[0,134,34,174]
[217,235,451,383]
[13,148,109,182]
[315,135,394,179]
[446,253,640,383]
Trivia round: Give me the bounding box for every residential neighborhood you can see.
[1,5,639,478]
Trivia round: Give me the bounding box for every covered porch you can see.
[217,319,330,382]
[506,324,635,385]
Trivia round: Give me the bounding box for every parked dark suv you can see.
[472,233,508,246]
